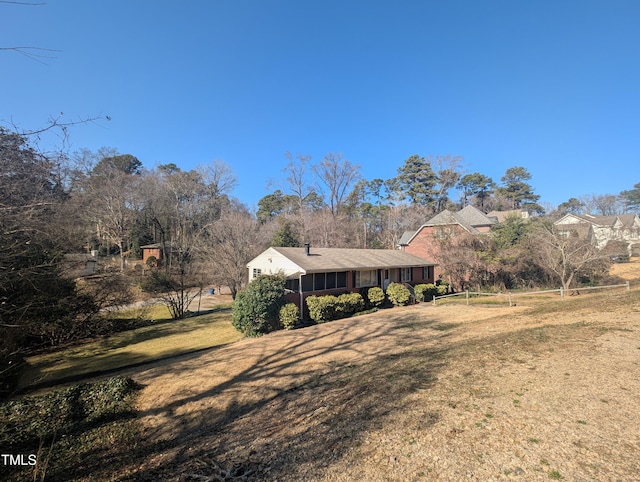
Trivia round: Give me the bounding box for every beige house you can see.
[554,213,640,254]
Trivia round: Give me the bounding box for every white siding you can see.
[246,247,304,281]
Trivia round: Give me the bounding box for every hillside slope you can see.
[127,286,640,481]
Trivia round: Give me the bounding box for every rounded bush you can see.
[436,284,449,296]
[279,303,299,330]
[415,283,438,301]
[386,282,411,306]
[306,295,338,323]
[232,275,286,336]
[337,292,365,316]
[365,286,385,307]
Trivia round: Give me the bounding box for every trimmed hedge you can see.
[337,292,365,316]
[386,282,411,306]
[415,283,437,301]
[279,303,299,330]
[306,292,365,323]
[306,295,338,323]
[414,283,449,301]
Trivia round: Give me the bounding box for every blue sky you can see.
[2,0,639,209]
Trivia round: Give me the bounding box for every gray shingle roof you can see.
[397,231,415,246]
[457,205,496,226]
[271,247,436,273]
[423,209,479,234]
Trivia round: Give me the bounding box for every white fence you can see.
[432,281,631,307]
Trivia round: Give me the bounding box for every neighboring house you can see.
[486,209,530,223]
[247,244,437,318]
[554,213,640,254]
[140,243,164,266]
[398,205,496,278]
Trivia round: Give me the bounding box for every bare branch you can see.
[0,46,60,64]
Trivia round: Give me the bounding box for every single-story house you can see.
[247,245,437,318]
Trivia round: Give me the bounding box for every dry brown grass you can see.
[119,279,640,481]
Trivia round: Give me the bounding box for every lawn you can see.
[18,307,241,390]
[5,285,640,481]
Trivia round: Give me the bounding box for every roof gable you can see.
[457,205,496,227]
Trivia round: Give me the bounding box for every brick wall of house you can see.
[142,247,162,265]
[404,227,444,278]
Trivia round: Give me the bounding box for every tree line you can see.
[2,125,639,393]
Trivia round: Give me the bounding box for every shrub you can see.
[306,295,338,323]
[279,303,299,330]
[415,283,438,301]
[0,376,139,450]
[337,292,365,316]
[365,286,385,308]
[145,255,157,268]
[386,282,411,306]
[436,283,449,296]
[232,275,286,336]
[306,292,365,322]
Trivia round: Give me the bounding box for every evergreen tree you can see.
[458,172,495,209]
[395,154,437,207]
[496,166,541,211]
[620,182,640,213]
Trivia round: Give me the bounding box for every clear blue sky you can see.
[2,0,639,209]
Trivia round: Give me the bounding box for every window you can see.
[422,266,433,281]
[356,269,377,288]
[401,267,412,282]
[314,272,326,291]
[285,278,299,292]
[252,268,261,279]
[301,274,314,292]
[336,271,347,288]
[326,272,336,289]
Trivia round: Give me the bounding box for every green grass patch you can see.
[19,308,240,389]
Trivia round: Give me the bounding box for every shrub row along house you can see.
[247,244,436,318]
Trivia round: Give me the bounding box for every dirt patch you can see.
[121,286,640,481]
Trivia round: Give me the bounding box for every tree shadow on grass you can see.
[10,307,464,481]
[116,314,455,480]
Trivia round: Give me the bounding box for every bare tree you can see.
[78,160,144,270]
[580,193,626,216]
[147,238,209,319]
[528,221,611,291]
[313,152,361,216]
[203,205,266,299]
[283,152,313,214]
[432,154,464,212]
